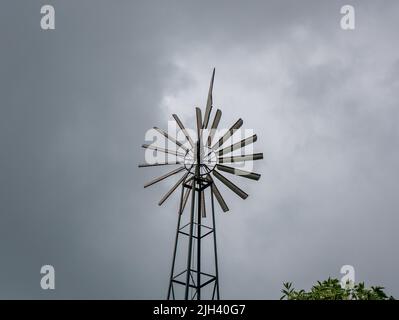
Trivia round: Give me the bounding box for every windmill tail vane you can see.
[138,68,263,300]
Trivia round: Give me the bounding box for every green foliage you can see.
[280,277,394,300]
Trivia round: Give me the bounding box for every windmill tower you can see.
[139,69,263,300]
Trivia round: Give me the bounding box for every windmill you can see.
[138,68,263,300]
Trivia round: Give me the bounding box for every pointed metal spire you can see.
[202,68,215,129]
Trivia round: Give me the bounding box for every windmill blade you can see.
[172,114,195,148]
[144,167,186,188]
[207,109,222,147]
[159,172,189,206]
[212,170,248,199]
[142,144,186,158]
[216,164,261,181]
[206,174,229,212]
[179,180,193,214]
[201,190,206,218]
[203,68,215,129]
[218,153,263,163]
[153,127,190,153]
[138,161,183,168]
[212,118,243,150]
[217,134,257,157]
[195,107,203,142]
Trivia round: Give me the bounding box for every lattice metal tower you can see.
[139,69,263,300]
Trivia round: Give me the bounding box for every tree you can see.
[280,278,394,300]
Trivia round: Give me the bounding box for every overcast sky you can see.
[1,0,398,299]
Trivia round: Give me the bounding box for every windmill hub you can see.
[183,145,217,176]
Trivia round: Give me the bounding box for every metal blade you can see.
[138,161,182,168]
[212,170,248,199]
[178,184,185,215]
[217,134,257,156]
[206,174,229,212]
[196,107,205,162]
[212,118,243,150]
[144,167,186,188]
[153,126,190,153]
[218,153,263,163]
[159,172,189,206]
[172,114,195,148]
[216,164,261,181]
[196,107,203,142]
[142,144,186,158]
[201,190,206,218]
[203,68,215,129]
[207,109,222,147]
[180,180,193,214]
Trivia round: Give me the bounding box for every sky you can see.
[0,0,398,299]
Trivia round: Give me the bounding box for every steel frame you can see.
[167,143,220,300]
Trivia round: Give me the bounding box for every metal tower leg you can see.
[197,184,202,300]
[211,187,220,299]
[167,185,185,300]
[184,179,196,300]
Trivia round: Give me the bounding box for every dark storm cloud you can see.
[0,0,398,299]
